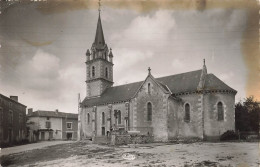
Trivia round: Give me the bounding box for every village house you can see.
[78,10,237,142]
[0,94,27,146]
[27,109,78,141]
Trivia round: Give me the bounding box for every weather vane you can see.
[98,0,101,13]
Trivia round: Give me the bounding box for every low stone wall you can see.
[115,134,154,145]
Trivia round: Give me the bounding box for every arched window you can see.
[147,102,152,121]
[184,103,190,122]
[92,66,95,77]
[105,67,108,78]
[87,113,90,124]
[102,112,105,125]
[117,110,121,124]
[217,102,224,121]
[148,83,151,94]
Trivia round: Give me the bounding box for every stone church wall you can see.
[82,103,128,138]
[176,94,203,139]
[134,77,169,142]
[81,107,93,138]
[203,93,235,140]
[167,98,182,140]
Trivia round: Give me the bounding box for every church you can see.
[79,10,237,142]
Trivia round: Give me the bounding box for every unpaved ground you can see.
[0,141,259,167]
[0,141,74,156]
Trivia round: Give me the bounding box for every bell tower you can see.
[85,4,114,98]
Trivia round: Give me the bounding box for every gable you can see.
[133,75,170,98]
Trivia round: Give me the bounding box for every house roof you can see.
[0,94,27,107]
[82,69,236,107]
[27,110,78,119]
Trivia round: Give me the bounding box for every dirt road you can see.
[0,141,259,167]
[0,140,74,156]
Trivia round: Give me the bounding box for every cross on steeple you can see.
[98,0,101,14]
[148,67,151,74]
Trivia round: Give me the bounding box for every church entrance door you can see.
[102,127,105,136]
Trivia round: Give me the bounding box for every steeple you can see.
[85,0,114,98]
[93,0,106,50]
[94,13,106,49]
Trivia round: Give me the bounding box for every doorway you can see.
[102,127,105,136]
[66,132,73,140]
[49,131,53,140]
[41,132,45,140]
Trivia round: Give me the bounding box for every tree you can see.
[235,96,260,132]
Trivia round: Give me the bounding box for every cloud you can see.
[111,10,175,49]
[18,49,60,91]
[219,72,234,82]
[114,49,153,70]
[171,59,184,69]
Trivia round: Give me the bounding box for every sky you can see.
[0,0,259,114]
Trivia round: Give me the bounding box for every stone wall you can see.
[86,60,113,97]
[134,76,169,141]
[167,97,181,140]
[115,134,154,145]
[203,92,235,140]
[175,94,203,139]
[82,103,128,138]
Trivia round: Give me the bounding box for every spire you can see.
[94,0,105,49]
[197,59,207,90]
[86,49,90,56]
[109,48,113,57]
[203,58,207,73]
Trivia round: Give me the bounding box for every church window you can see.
[148,83,151,94]
[105,67,108,78]
[92,66,95,77]
[117,110,121,124]
[184,103,190,122]
[147,102,152,121]
[217,102,224,121]
[87,113,90,124]
[102,112,105,125]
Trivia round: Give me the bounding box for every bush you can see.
[220,130,239,141]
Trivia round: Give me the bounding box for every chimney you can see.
[28,108,33,115]
[10,96,18,102]
[55,109,59,114]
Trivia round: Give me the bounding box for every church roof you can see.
[93,13,106,49]
[82,70,236,107]
[204,73,236,92]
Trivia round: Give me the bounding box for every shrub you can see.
[220,130,239,141]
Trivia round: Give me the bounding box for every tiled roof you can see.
[82,81,143,107]
[204,74,237,92]
[27,110,78,119]
[157,70,202,94]
[82,69,236,107]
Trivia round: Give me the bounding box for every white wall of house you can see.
[28,117,63,140]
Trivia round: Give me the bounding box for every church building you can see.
[79,11,237,141]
